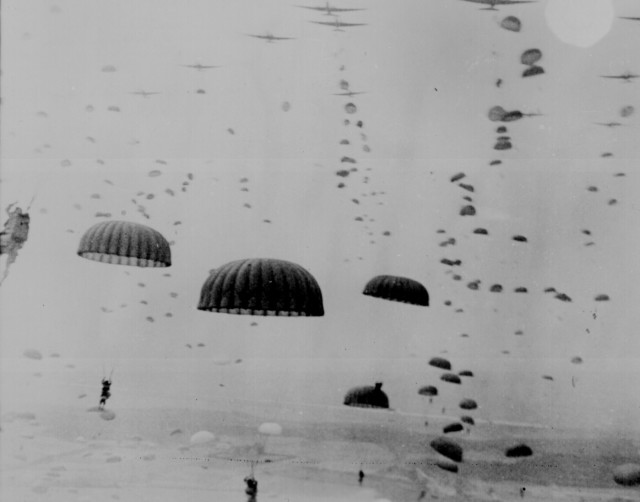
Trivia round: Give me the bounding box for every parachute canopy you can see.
[460,205,476,216]
[460,415,475,426]
[436,460,459,473]
[494,138,512,150]
[430,436,463,463]
[362,275,429,306]
[458,370,473,378]
[521,49,542,66]
[459,398,478,410]
[441,373,461,385]
[522,65,544,78]
[190,431,215,445]
[490,284,503,293]
[500,16,521,32]
[198,258,324,316]
[505,444,533,458]
[620,105,635,118]
[344,382,389,409]
[418,385,438,397]
[443,422,464,434]
[474,228,488,235]
[429,357,451,371]
[258,422,282,436]
[77,220,171,267]
[613,463,640,486]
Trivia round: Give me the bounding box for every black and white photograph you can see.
[1,1,640,500]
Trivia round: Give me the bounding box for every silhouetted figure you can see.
[99,378,111,409]
[244,475,258,500]
[358,470,364,484]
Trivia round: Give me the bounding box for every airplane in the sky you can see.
[334,90,366,97]
[310,17,367,31]
[619,16,640,21]
[129,90,161,98]
[181,63,220,71]
[594,121,624,128]
[247,32,295,43]
[298,2,365,16]
[600,72,639,82]
[460,0,536,10]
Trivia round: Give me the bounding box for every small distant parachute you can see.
[460,415,475,426]
[459,183,474,192]
[430,437,463,463]
[505,444,533,458]
[501,16,521,32]
[77,221,171,267]
[620,105,634,118]
[363,275,429,306]
[514,287,528,293]
[473,228,488,235]
[345,103,357,114]
[512,235,527,242]
[190,431,215,445]
[488,106,507,122]
[336,169,350,177]
[502,110,524,122]
[489,160,501,166]
[467,280,480,291]
[490,284,503,293]
[107,105,120,112]
[148,170,162,177]
[459,398,477,410]
[436,460,459,473]
[613,463,640,487]
[441,373,461,385]
[450,172,465,183]
[494,138,512,150]
[198,258,324,316]
[23,349,43,360]
[594,294,610,301]
[418,385,438,397]
[542,375,554,381]
[429,357,451,371]
[496,126,507,133]
[520,49,542,66]
[555,293,572,302]
[258,422,282,436]
[101,65,117,72]
[571,356,583,364]
[281,101,291,112]
[458,370,473,378]
[522,65,544,78]
[344,382,389,409]
[443,422,464,434]
[460,205,476,216]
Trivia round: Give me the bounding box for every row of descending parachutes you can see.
[77,220,431,316]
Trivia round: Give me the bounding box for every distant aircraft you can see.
[600,72,639,82]
[129,90,161,98]
[460,0,536,10]
[594,122,624,128]
[334,90,366,97]
[298,2,365,15]
[619,17,640,21]
[181,63,220,71]
[310,17,367,31]
[247,33,295,43]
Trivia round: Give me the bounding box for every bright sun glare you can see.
[545,0,614,48]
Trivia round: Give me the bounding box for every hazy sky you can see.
[2,0,640,433]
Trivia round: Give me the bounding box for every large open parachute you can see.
[197,258,324,316]
[500,16,521,32]
[362,275,429,306]
[429,357,451,371]
[343,382,390,409]
[77,220,171,267]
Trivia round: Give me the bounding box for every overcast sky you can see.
[2,0,640,433]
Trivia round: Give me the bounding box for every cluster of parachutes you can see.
[76,220,434,317]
